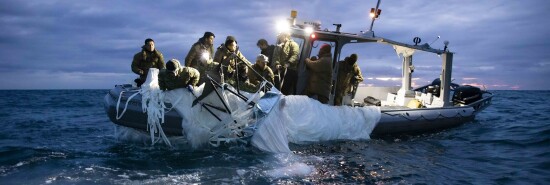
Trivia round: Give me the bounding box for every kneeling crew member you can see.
[249,54,275,87]
[158,59,200,91]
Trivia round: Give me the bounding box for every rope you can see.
[143,87,172,147]
[162,91,184,113]
[116,90,140,120]
[114,85,172,147]
[121,74,270,148]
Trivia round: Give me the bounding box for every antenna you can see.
[333,24,342,33]
[429,36,440,45]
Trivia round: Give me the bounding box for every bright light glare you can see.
[201,52,209,60]
[369,13,375,18]
[304,27,314,34]
[276,20,290,33]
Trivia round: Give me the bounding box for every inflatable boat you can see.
[104,80,492,139]
[103,6,493,151]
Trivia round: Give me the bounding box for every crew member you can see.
[249,54,275,88]
[272,33,299,95]
[213,36,251,83]
[192,36,251,106]
[184,32,215,85]
[131,38,165,87]
[256,39,276,68]
[305,44,333,104]
[158,59,200,91]
[334,54,364,105]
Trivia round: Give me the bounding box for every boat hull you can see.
[373,107,475,136]
[104,84,491,137]
[104,85,184,136]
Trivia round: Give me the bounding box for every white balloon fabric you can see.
[139,68,381,153]
[251,95,381,153]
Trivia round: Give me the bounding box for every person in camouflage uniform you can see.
[158,59,200,91]
[248,54,275,88]
[192,36,251,106]
[334,54,364,106]
[272,33,300,95]
[184,32,215,85]
[305,44,333,104]
[213,36,251,83]
[132,38,165,87]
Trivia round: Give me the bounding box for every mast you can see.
[440,52,453,107]
[402,55,413,93]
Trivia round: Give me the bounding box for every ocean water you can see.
[0,90,548,184]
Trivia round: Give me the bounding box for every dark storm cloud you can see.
[0,0,548,89]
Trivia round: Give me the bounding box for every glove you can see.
[200,57,210,66]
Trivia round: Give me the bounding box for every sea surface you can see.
[0,90,548,184]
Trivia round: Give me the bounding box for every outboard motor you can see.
[364,96,381,106]
[453,85,482,105]
[427,78,441,97]
[426,78,460,97]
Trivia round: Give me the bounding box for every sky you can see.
[0,0,549,90]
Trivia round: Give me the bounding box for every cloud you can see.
[0,0,549,90]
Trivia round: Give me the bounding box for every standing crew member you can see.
[132,38,165,87]
[305,44,333,104]
[256,39,276,68]
[184,32,215,85]
[213,36,251,83]
[334,54,364,105]
[192,36,251,106]
[272,33,299,95]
